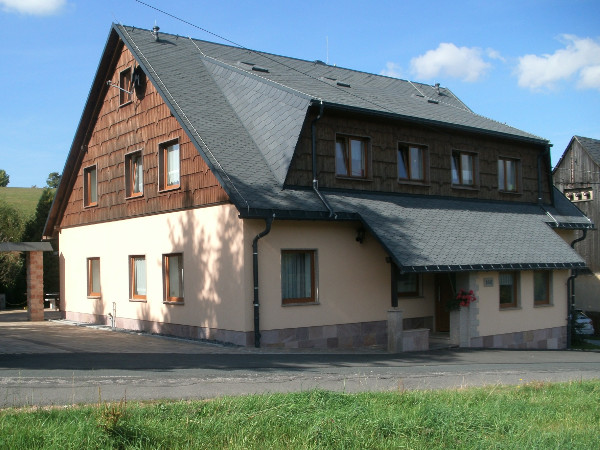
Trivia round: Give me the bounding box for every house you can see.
[553,136,600,317]
[43,24,592,350]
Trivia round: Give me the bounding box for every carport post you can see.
[26,250,44,321]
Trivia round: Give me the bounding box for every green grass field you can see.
[0,187,43,219]
[1,381,599,449]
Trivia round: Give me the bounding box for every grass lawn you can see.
[1,380,599,449]
[0,187,44,219]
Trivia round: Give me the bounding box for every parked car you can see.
[574,310,595,336]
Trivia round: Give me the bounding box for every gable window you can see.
[499,272,518,308]
[163,253,184,302]
[281,250,317,305]
[129,256,147,301]
[451,151,477,187]
[125,150,144,198]
[335,135,368,178]
[119,67,132,105]
[398,273,420,297]
[159,140,180,191]
[498,158,520,192]
[83,165,98,207]
[533,271,551,306]
[398,144,427,182]
[87,257,101,297]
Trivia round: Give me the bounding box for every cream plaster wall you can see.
[243,220,428,331]
[59,204,248,331]
[474,270,568,337]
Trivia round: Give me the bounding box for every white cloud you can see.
[380,62,403,78]
[0,0,66,15]
[516,35,600,91]
[410,43,492,82]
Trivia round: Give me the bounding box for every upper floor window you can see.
[159,140,180,191]
[83,165,97,207]
[125,150,144,198]
[87,257,101,297]
[335,135,369,179]
[398,144,427,182]
[451,151,477,187]
[281,250,317,305]
[119,67,132,105]
[498,158,520,192]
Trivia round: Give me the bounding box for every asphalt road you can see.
[1,311,600,407]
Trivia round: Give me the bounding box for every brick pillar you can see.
[26,251,44,321]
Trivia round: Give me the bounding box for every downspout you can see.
[252,215,273,348]
[311,101,336,218]
[567,229,588,348]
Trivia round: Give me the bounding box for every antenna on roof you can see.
[152,22,160,41]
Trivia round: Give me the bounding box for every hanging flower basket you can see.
[446,289,477,311]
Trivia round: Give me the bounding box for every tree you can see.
[46,172,61,189]
[0,169,9,187]
[0,199,25,296]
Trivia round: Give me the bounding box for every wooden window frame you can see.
[451,150,478,188]
[398,143,428,183]
[499,271,519,309]
[87,257,101,297]
[281,249,318,305]
[125,150,144,198]
[335,135,370,179]
[398,273,421,297]
[119,67,132,106]
[158,140,181,191]
[163,253,184,303]
[83,165,98,207]
[129,255,147,301]
[533,270,551,306]
[498,157,521,193]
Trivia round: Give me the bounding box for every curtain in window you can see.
[409,147,423,180]
[90,259,100,293]
[498,160,505,190]
[505,160,516,191]
[168,255,183,298]
[89,168,97,203]
[499,272,514,304]
[167,144,180,186]
[350,139,365,177]
[133,155,143,194]
[282,252,312,299]
[335,140,348,176]
[461,153,473,185]
[451,155,460,184]
[397,149,408,179]
[134,257,146,296]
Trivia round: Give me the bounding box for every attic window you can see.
[239,61,269,73]
[83,165,98,208]
[251,65,269,73]
[119,67,132,106]
[336,81,351,88]
[427,99,439,104]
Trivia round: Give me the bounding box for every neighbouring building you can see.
[43,24,592,350]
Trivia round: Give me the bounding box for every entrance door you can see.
[434,274,454,332]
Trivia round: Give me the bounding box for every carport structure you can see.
[0,242,53,321]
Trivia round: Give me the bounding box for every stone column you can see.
[26,251,44,321]
[387,309,403,352]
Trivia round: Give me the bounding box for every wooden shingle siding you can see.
[60,45,229,229]
[288,110,551,204]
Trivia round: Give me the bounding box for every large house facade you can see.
[44,24,591,350]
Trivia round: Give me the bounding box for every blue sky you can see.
[0,0,599,187]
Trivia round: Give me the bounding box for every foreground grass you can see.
[1,381,599,449]
[0,187,43,218]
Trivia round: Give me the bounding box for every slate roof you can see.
[574,136,600,166]
[44,24,591,273]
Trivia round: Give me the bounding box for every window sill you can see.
[534,303,553,308]
[87,295,101,300]
[163,300,184,305]
[125,193,144,200]
[397,179,430,187]
[499,306,521,311]
[451,184,480,191]
[158,185,181,194]
[129,298,147,303]
[119,101,133,108]
[498,190,522,195]
[335,176,372,182]
[282,301,319,306]
[84,203,98,209]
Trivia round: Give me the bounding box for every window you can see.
[398,144,427,182]
[159,141,180,190]
[129,256,147,300]
[83,165,97,207]
[499,272,518,308]
[125,151,144,198]
[163,253,183,302]
[335,135,368,178]
[87,257,101,297]
[498,158,520,192]
[398,273,420,297]
[119,67,132,105]
[281,250,317,305]
[451,151,477,186]
[534,271,550,306]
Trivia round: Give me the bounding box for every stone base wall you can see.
[470,326,566,349]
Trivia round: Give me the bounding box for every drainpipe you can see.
[567,229,587,348]
[252,215,274,348]
[311,101,335,218]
